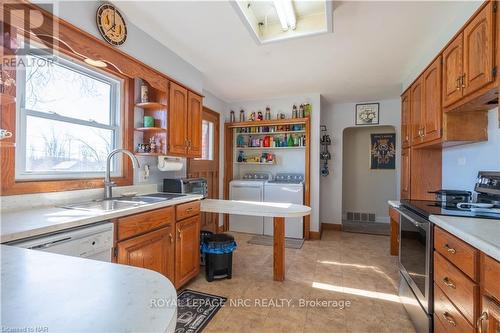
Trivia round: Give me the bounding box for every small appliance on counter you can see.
[428,189,472,207]
[163,178,208,198]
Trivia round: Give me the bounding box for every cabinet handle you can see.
[168,233,173,243]
[442,277,456,289]
[177,228,182,240]
[456,77,461,90]
[444,244,456,254]
[461,73,466,88]
[186,207,193,213]
[477,312,488,333]
[443,312,457,327]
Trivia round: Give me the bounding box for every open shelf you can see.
[235,146,305,150]
[234,161,276,165]
[134,127,167,132]
[226,117,309,128]
[235,130,305,136]
[134,152,164,156]
[135,102,167,110]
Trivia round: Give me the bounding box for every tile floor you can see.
[185,230,416,333]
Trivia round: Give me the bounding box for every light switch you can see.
[457,157,466,166]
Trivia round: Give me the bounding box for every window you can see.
[15,53,122,180]
[200,120,214,160]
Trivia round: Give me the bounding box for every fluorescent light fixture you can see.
[273,0,296,31]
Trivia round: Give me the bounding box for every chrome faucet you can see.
[104,149,140,199]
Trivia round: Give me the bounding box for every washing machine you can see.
[264,173,304,239]
[229,173,272,234]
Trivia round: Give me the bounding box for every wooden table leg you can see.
[273,216,285,281]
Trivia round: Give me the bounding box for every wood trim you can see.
[389,207,400,256]
[309,231,321,240]
[321,223,342,231]
[226,117,309,128]
[223,123,233,232]
[1,76,135,195]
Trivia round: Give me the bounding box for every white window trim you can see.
[15,52,124,181]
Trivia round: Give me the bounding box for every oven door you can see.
[398,207,433,314]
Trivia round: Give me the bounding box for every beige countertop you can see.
[1,194,203,243]
[1,245,177,333]
[200,199,311,218]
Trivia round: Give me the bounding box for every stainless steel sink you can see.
[60,193,185,212]
[61,199,142,212]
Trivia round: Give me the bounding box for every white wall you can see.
[320,98,401,225]
[226,94,322,232]
[442,109,500,190]
[50,1,204,93]
[342,126,397,223]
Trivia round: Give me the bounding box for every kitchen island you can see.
[1,245,177,333]
[200,199,311,281]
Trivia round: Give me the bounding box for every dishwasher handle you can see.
[31,237,72,249]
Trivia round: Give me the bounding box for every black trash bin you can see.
[201,233,237,282]
[199,230,214,266]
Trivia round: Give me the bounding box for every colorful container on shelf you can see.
[143,116,155,128]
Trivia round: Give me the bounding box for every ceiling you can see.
[114,1,477,104]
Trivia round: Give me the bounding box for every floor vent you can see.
[346,212,377,223]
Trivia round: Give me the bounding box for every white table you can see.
[200,199,312,281]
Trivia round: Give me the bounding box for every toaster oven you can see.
[163,178,208,198]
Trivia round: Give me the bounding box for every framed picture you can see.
[370,133,396,170]
[355,103,379,125]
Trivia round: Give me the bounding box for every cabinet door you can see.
[410,77,424,144]
[463,2,494,96]
[187,92,203,158]
[443,34,464,107]
[479,296,500,333]
[401,147,411,199]
[117,226,175,281]
[168,82,188,156]
[401,90,411,148]
[175,215,200,287]
[422,56,442,143]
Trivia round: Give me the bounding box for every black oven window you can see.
[400,217,427,295]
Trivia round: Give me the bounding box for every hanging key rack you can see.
[320,125,331,177]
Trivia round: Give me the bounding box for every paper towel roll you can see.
[158,156,183,171]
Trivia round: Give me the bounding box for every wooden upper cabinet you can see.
[168,82,188,156]
[401,147,411,199]
[422,56,443,143]
[410,77,424,144]
[443,33,464,107]
[117,225,175,281]
[175,215,200,288]
[187,92,203,158]
[401,90,411,148]
[463,1,494,96]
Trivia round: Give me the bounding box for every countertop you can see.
[388,200,400,208]
[1,194,203,243]
[200,199,311,218]
[1,245,177,333]
[429,215,500,262]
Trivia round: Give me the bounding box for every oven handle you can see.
[397,207,429,230]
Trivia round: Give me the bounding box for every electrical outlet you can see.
[142,164,150,181]
[457,157,466,166]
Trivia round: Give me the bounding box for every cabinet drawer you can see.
[118,207,174,241]
[434,227,479,281]
[434,251,478,324]
[434,283,474,333]
[176,200,200,221]
[481,253,500,300]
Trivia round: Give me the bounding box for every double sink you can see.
[62,193,186,212]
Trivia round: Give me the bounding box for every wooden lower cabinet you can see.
[389,207,399,256]
[479,254,500,333]
[175,215,201,288]
[117,225,175,281]
[479,295,500,333]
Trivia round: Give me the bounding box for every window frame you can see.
[14,52,123,180]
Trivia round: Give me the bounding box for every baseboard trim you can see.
[310,231,321,240]
[322,223,342,231]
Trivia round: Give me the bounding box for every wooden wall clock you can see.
[96,4,127,46]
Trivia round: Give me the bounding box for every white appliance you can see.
[11,222,114,262]
[229,173,271,234]
[264,173,304,239]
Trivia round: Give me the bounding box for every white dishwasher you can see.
[10,222,114,262]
